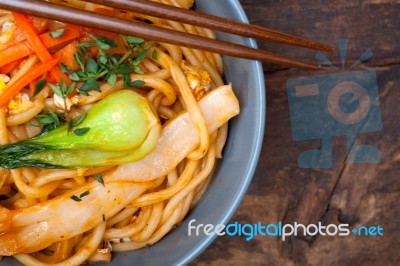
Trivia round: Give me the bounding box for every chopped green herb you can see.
[113,64,132,75]
[86,57,99,74]
[79,34,117,50]
[33,78,47,97]
[48,79,76,111]
[130,80,145,88]
[71,190,90,202]
[49,79,76,99]
[74,52,85,70]
[68,34,153,94]
[67,113,87,134]
[71,113,87,128]
[133,49,149,64]
[93,174,105,186]
[107,73,117,87]
[68,72,80,81]
[48,83,62,97]
[125,36,145,45]
[49,28,65,38]
[80,190,90,198]
[94,35,117,50]
[36,108,65,132]
[74,127,90,136]
[152,48,158,60]
[70,195,82,202]
[79,77,100,93]
[60,63,70,73]
[132,65,144,75]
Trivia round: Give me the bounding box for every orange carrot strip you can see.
[54,41,80,71]
[45,75,56,84]
[0,58,59,107]
[29,79,38,94]
[0,24,82,67]
[0,59,23,74]
[13,13,52,61]
[12,12,71,86]
[1,16,49,51]
[40,25,82,50]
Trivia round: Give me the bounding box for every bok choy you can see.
[0,90,161,168]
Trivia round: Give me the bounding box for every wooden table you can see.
[193,0,400,265]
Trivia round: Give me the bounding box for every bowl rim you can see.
[176,0,266,264]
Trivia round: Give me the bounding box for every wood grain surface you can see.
[192,0,400,265]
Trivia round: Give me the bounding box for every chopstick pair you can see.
[0,0,333,69]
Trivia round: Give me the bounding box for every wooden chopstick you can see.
[83,0,334,52]
[0,0,320,69]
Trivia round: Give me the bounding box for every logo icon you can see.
[286,40,382,168]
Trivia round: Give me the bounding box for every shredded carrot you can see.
[0,24,82,67]
[54,41,80,71]
[0,58,59,107]
[1,16,48,51]
[29,79,37,94]
[45,75,56,84]
[0,59,23,75]
[13,13,53,61]
[12,12,71,86]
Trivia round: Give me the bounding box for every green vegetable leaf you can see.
[76,71,87,79]
[33,78,47,97]
[71,113,87,128]
[74,127,90,136]
[49,28,65,38]
[152,48,158,60]
[95,36,117,50]
[133,49,149,64]
[113,64,132,75]
[126,36,145,45]
[0,90,161,169]
[79,77,100,93]
[107,73,117,87]
[79,190,90,198]
[133,65,144,74]
[74,52,84,70]
[78,41,94,49]
[66,82,76,96]
[86,57,99,74]
[71,195,82,202]
[81,34,117,50]
[98,50,108,65]
[93,174,104,186]
[68,72,80,81]
[130,80,145,88]
[49,79,75,99]
[68,112,87,134]
[60,64,70,73]
[36,108,65,132]
[49,83,62,97]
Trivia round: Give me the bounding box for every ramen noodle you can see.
[0,0,239,264]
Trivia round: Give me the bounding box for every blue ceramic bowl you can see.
[4,1,265,265]
[109,1,266,265]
